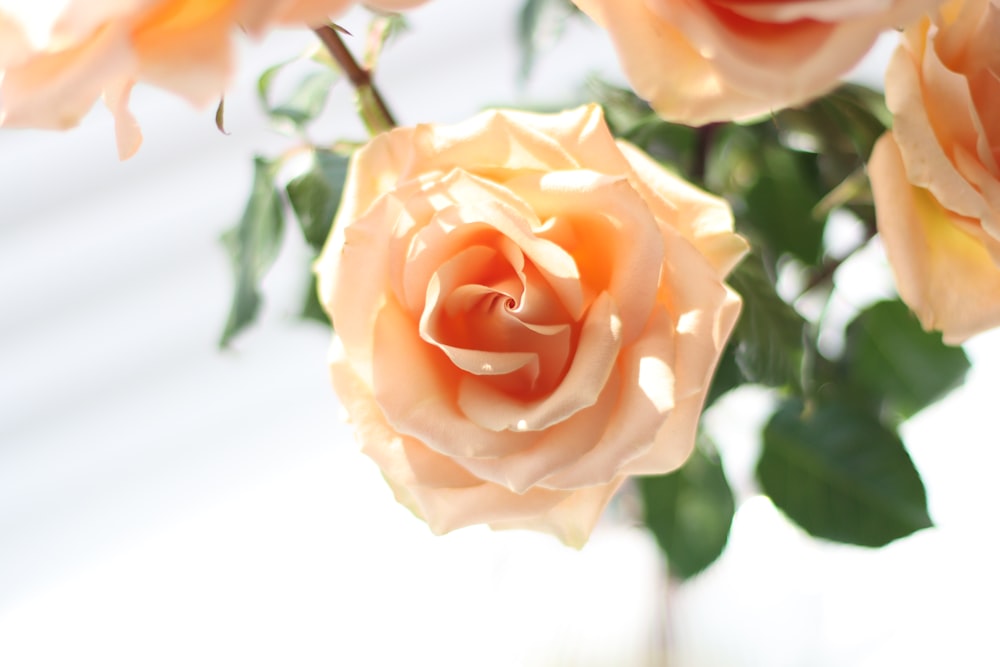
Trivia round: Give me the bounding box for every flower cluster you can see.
[316,105,745,546]
[5,0,992,548]
[0,0,425,158]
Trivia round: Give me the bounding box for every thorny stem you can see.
[313,24,396,134]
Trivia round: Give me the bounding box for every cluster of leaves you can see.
[514,0,966,579]
[219,16,406,346]
[220,1,970,581]
[595,82,969,578]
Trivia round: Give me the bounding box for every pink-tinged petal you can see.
[870,134,1000,343]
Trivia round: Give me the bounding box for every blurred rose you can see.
[0,0,425,158]
[870,0,1000,343]
[571,0,941,125]
[315,105,746,546]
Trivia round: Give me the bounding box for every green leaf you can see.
[517,0,579,82]
[758,399,932,547]
[257,56,298,111]
[640,441,736,579]
[268,68,339,127]
[219,157,285,347]
[300,271,330,326]
[285,149,351,252]
[742,143,827,266]
[363,13,408,70]
[815,83,891,160]
[589,79,655,135]
[727,254,808,390]
[843,300,970,421]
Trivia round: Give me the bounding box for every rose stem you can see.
[313,24,397,134]
[691,122,721,186]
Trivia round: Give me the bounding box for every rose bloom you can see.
[0,0,425,158]
[570,0,942,125]
[315,105,746,546]
[869,0,1000,343]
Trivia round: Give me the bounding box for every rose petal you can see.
[618,140,747,277]
[455,291,622,432]
[504,170,665,344]
[487,479,625,549]
[330,353,575,537]
[870,134,1000,344]
[886,24,991,223]
[0,21,134,130]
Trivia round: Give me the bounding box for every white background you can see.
[1,2,998,665]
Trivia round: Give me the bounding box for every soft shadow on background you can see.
[1,2,998,665]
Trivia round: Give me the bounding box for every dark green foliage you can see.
[219,157,286,347]
[285,149,351,253]
[759,399,932,546]
[640,441,736,579]
[258,57,340,133]
[742,144,827,265]
[727,255,808,391]
[842,300,970,421]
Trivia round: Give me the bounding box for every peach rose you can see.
[0,0,425,159]
[315,105,746,546]
[869,0,1000,343]
[570,0,943,125]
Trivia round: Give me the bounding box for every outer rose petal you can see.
[0,11,31,66]
[871,0,1000,341]
[0,22,135,130]
[870,135,1000,343]
[240,0,427,32]
[317,105,746,546]
[330,348,608,545]
[0,0,428,156]
[570,0,943,124]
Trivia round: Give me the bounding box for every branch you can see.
[313,24,396,134]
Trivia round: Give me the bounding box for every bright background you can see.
[1,2,998,665]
